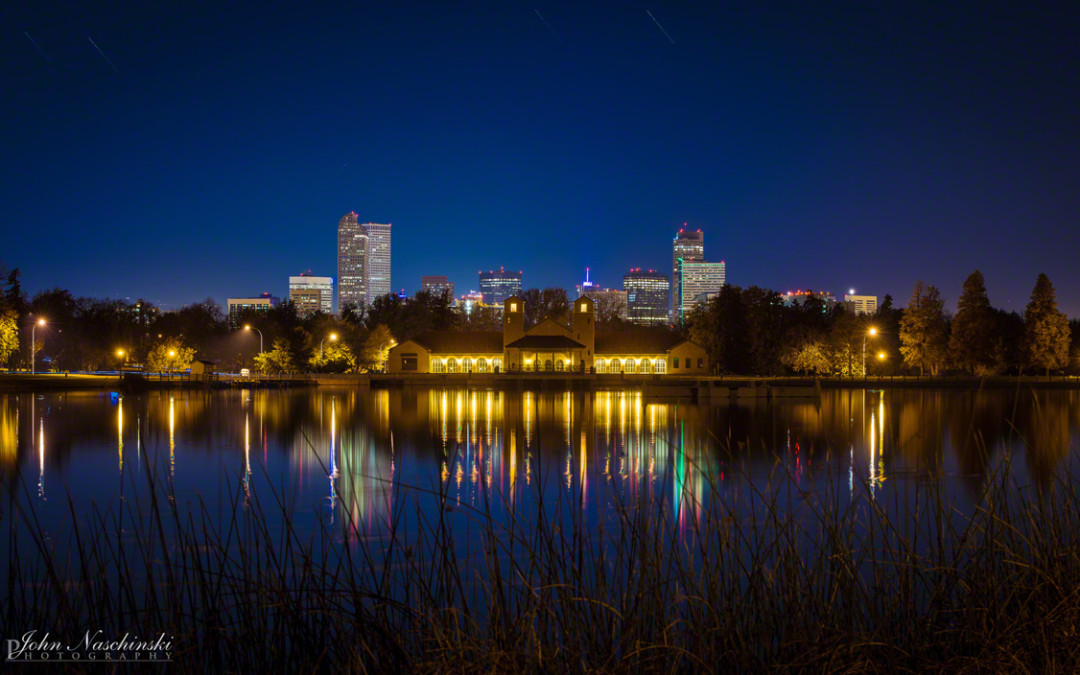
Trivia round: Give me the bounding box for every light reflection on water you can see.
[2,387,1079,549]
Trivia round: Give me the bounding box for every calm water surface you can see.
[3,386,1079,560]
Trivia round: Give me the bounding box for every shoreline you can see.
[2,371,1079,395]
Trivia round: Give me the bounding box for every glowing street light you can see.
[244,325,264,354]
[862,327,878,376]
[319,332,338,359]
[116,349,127,369]
[31,318,46,374]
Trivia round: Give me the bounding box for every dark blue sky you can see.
[3,1,1078,315]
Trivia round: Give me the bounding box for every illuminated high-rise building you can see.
[672,227,704,320]
[364,222,392,303]
[289,272,333,318]
[337,212,368,312]
[677,260,725,321]
[479,267,522,305]
[623,269,670,326]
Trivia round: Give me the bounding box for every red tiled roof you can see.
[594,331,688,354]
[505,335,586,350]
[410,331,503,354]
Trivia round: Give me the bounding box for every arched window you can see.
[610,359,622,373]
[432,359,445,373]
[476,358,488,373]
[463,358,474,373]
[625,359,636,374]
[447,359,459,373]
[640,359,651,374]
[555,359,565,371]
[492,359,502,372]
[544,359,553,372]
[653,359,666,374]
[595,359,607,374]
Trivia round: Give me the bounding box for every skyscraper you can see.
[672,227,704,321]
[364,222,392,303]
[623,269,670,326]
[337,212,368,312]
[677,260,726,321]
[336,214,391,312]
[479,267,522,305]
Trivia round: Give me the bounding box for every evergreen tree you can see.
[899,281,948,376]
[1024,273,1070,375]
[949,270,996,374]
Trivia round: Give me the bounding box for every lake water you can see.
[3,386,1078,552]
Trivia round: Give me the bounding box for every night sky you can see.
[4,1,1078,315]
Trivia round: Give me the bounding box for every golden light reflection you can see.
[38,417,45,499]
[244,411,251,503]
[118,396,124,473]
[169,396,176,478]
[0,401,16,468]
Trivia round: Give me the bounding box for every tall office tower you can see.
[677,260,726,321]
[289,272,334,318]
[337,212,369,313]
[672,226,704,320]
[623,269,671,326]
[421,275,455,300]
[479,267,523,305]
[364,222,392,304]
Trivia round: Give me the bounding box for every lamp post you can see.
[319,332,338,360]
[31,318,46,374]
[862,327,878,376]
[244,325,264,354]
[116,349,126,370]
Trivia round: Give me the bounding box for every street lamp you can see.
[31,318,46,374]
[862,327,878,376]
[244,325,264,354]
[319,332,338,359]
[116,349,127,369]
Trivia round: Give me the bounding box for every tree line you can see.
[684,271,1077,376]
[1,265,1076,376]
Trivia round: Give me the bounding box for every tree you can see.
[359,324,396,372]
[949,270,996,374]
[522,288,569,328]
[0,307,18,368]
[253,339,297,374]
[308,341,357,373]
[1024,273,1070,375]
[789,340,832,375]
[145,338,195,373]
[899,281,948,376]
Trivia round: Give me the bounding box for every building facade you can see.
[337,212,369,312]
[844,293,878,315]
[227,296,274,328]
[364,222,392,303]
[421,275,455,300]
[677,261,725,321]
[289,273,333,318]
[479,267,523,305]
[623,269,670,326]
[387,295,708,375]
[672,227,704,321]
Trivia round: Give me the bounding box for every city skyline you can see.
[4,2,1078,316]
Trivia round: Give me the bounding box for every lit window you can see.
[579,303,587,312]
[510,302,518,312]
